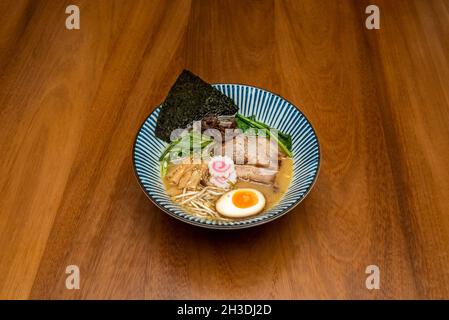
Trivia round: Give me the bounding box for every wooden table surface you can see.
[1,0,449,300]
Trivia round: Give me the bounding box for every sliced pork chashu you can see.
[223,134,283,168]
[234,165,278,185]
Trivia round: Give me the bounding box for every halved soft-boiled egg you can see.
[216,188,266,218]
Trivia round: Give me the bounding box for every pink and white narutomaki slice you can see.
[208,156,237,189]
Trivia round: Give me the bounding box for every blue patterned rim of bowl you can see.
[133,84,320,229]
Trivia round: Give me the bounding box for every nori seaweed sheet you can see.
[155,70,238,142]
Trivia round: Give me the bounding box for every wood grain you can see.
[0,0,449,299]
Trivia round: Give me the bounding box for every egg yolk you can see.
[232,190,259,208]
